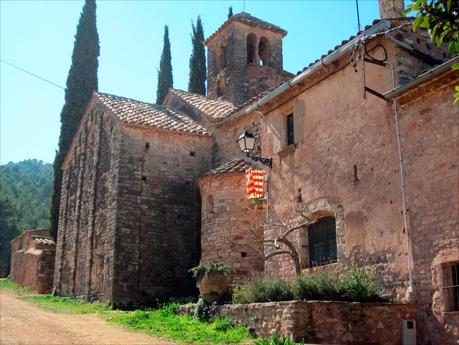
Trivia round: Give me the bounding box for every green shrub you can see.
[194,297,215,322]
[339,267,384,302]
[293,267,386,302]
[255,335,304,345]
[189,262,232,282]
[293,272,341,301]
[232,277,294,304]
[232,267,386,304]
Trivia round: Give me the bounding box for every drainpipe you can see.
[386,60,415,302]
[392,97,415,302]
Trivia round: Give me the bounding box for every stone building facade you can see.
[10,229,55,294]
[54,2,458,343]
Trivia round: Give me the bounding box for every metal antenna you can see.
[243,0,246,12]
[355,0,362,32]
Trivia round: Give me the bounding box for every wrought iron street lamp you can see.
[237,130,272,168]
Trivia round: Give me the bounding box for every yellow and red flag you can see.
[246,169,264,200]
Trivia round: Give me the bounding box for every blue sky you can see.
[1,0,402,164]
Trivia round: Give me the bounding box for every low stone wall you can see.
[179,301,417,345]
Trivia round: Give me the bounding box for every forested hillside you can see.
[0,159,53,277]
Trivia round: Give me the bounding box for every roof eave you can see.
[217,19,392,126]
[384,56,459,100]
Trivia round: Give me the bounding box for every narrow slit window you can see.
[287,114,294,146]
[451,264,459,311]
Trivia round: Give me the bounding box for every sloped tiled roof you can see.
[94,92,210,136]
[223,19,393,123]
[169,89,236,120]
[202,158,256,177]
[205,12,287,45]
[33,237,55,246]
[295,19,389,74]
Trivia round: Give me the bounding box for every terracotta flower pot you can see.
[197,270,229,303]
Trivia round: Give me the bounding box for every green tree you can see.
[406,0,459,101]
[228,6,233,19]
[188,16,206,95]
[156,25,173,104]
[0,197,19,277]
[50,0,100,239]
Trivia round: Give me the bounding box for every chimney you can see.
[379,0,404,19]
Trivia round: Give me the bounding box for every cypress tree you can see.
[188,16,206,95]
[50,0,99,239]
[156,25,173,104]
[228,6,233,18]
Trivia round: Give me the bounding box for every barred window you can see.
[444,263,459,312]
[308,217,337,267]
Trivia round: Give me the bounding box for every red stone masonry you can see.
[198,159,265,283]
[179,301,417,345]
[10,229,55,294]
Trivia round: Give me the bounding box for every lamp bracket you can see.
[249,155,272,169]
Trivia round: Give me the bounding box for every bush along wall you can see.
[232,267,387,304]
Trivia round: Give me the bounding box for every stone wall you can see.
[206,21,285,105]
[198,172,264,283]
[179,301,417,345]
[54,104,121,302]
[111,125,213,306]
[247,64,292,100]
[396,70,459,345]
[260,40,411,299]
[10,229,55,294]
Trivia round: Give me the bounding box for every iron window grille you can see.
[443,263,459,312]
[308,217,337,267]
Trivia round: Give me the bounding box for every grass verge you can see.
[108,304,251,344]
[0,278,33,294]
[23,295,111,314]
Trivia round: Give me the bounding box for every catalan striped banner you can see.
[246,169,265,200]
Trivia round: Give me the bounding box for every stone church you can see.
[54,1,458,343]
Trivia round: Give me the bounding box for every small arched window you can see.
[247,33,257,64]
[308,216,337,267]
[258,37,270,66]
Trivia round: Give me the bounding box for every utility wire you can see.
[0,58,65,90]
[355,0,361,33]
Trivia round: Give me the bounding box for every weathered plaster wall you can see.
[198,173,264,283]
[54,105,120,302]
[261,41,411,298]
[397,74,459,345]
[112,125,212,306]
[10,229,55,294]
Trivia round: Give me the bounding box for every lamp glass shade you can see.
[237,130,256,153]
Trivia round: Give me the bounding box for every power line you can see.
[0,58,65,90]
[355,0,362,33]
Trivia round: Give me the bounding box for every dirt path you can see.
[0,289,179,345]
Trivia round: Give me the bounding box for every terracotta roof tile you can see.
[296,19,383,74]
[203,158,256,177]
[169,89,236,120]
[95,92,210,136]
[205,12,287,45]
[33,237,55,246]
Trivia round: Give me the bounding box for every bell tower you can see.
[204,12,290,106]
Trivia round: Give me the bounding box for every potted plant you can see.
[189,262,232,303]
